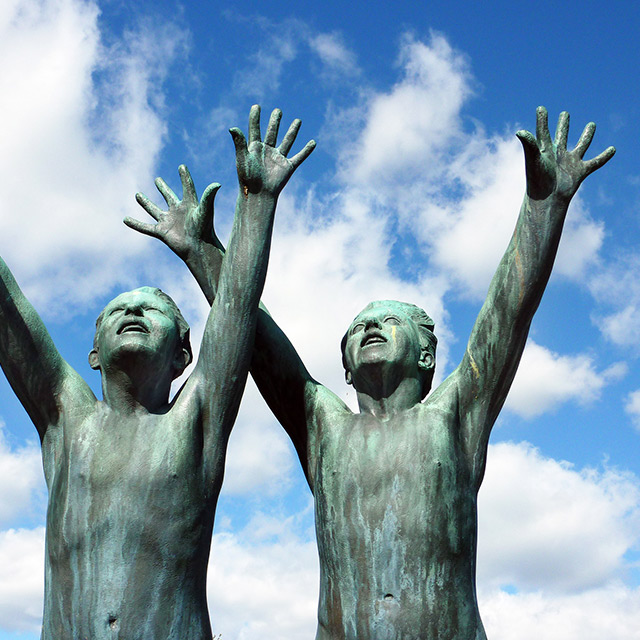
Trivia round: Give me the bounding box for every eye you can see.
[351,322,365,335]
[108,307,124,316]
[144,304,167,316]
[384,316,400,325]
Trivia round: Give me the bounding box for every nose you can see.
[364,317,381,331]
[123,301,144,316]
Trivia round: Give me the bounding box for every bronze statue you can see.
[0,106,314,639]
[133,107,614,639]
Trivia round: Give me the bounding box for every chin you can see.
[355,354,392,371]
[106,340,164,366]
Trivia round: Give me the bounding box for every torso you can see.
[311,389,487,640]
[40,401,222,640]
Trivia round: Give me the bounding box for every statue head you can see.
[341,300,437,399]
[89,287,193,380]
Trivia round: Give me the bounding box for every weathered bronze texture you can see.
[0,106,314,639]
[133,107,614,639]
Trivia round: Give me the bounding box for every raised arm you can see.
[160,107,316,451]
[127,110,330,468]
[454,107,615,485]
[0,257,94,440]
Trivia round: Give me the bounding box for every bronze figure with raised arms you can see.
[0,106,314,639]
[129,108,614,639]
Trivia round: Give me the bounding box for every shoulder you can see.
[423,369,464,415]
[311,383,354,424]
[305,383,353,459]
[54,364,98,424]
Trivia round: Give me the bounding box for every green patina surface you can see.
[146,107,614,639]
[0,106,314,639]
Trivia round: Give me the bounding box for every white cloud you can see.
[233,24,299,100]
[555,200,604,279]
[423,135,524,297]
[222,385,295,496]
[601,305,640,347]
[309,32,359,77]
[0,423,44,528]
[0,527,45,633]
[625,389,640,431]
[504,340,626,419]
[479,584,640,640]
[478,442,640,592]
[329,34,604,304]
[207,516,318,639]
[345,33,471,187]
[589,253,640,349]
[0,0,188,312]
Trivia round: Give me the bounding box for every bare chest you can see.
[319,409,465,492]
[45,410,209,557]
[313,407,474,552]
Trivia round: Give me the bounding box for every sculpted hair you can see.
[341,300,437,399]
[94,287,193,371]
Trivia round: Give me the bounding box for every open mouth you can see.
[361,332,386,348]
[117,321,149,335]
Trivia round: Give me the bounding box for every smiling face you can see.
[89,287,192,379]
[341,300,437,398]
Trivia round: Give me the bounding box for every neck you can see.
[101,367,172,413]
[354,374,423,419]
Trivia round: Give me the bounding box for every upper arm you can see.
[249,306,320,458]
[0,257,94,439]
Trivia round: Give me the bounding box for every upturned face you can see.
[343,303,423,382]
[90,289,183,375]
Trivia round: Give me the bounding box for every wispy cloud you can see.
[0,422,44,528]
[0,0,189,312]
[590,253,640,350]
[309,32,360,78]
[478,442,640,593]
[504,341,627,419]
[625,389,640,431]
[0,527,45,633]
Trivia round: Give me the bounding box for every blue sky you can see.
[1,0,640,638]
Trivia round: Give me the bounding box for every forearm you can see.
[496,192,569,321]
[180,187,272,306]
[183,239,223,305]
[220,189,277,306]
[467,192,569,377]
[250,305,316,452]
[195,189,277,402]
[460,191,570,466]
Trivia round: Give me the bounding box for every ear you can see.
[88,348,100,370]
[345,370,353,385]
[172,346,193,379]
[418,351,435,372]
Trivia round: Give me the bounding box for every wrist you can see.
[524,191,570,214]
[239,185,278,204]
[183,237,215,264]
[525,191,574,207]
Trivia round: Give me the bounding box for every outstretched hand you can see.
[124,166,222,260]
[516,106,615,202]
[230,105,316,197]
